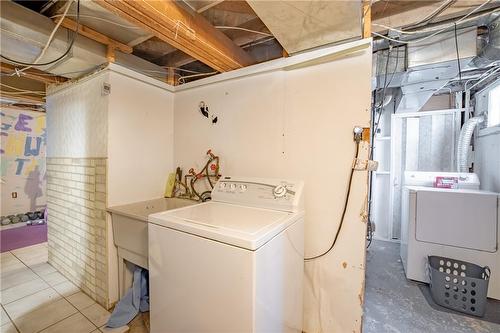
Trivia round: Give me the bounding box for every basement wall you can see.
[174,43,372,333]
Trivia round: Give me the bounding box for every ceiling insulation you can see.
[247,0,362,54]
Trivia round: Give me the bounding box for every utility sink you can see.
[108,197,197,297]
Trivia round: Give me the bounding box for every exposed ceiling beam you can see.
[0,93,45,104]
[371,1,440,20]
[0,62,68,84]
[363,0,371,38]
[371,1,500,32]
[155,17,273,68]
[196,0,224,13]
[94,0,255,72]
[54,18,133,54]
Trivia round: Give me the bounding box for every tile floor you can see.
[0,243,129,333]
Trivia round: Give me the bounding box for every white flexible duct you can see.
[456,116,484,172]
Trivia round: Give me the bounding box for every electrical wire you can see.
[0,66,102,78]
[454,23,462,82]
[404,0,456,30]
[50,14,142,29]
[242,37,276,49]
[0,83,45,95]
[304,141,360,261]
[178,71,218,84]
[372,0,494,45]
[0,0,81,67]
[214,26,273,37]
[15,0,74,75]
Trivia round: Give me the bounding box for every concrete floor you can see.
[363,239,500,333]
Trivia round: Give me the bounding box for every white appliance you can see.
[400,171,500,300]
[148,177,305,333]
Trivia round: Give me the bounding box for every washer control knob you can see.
[230,183,236,191]
[239,184,247,192]
[220,183,226,189]
[273,185,287,198]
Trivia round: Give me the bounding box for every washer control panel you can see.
[212,177,304,212]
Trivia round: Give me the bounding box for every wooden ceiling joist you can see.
[95,0,255,72]
[156,17,273,68]
[0,93,45,104]
[54,18,133,54]
[371,1,440,20]
[0,62,67,84]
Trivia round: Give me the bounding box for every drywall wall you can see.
[106,71,175,305]
[1,108,46,216]
[107,72,174,206]
[174,41,372,333]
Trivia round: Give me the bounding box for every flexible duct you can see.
[456,116,484,172]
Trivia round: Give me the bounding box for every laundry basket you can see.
[428,256,490,317]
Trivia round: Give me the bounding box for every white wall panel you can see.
[46,73,109,158]
[107,72,175,206]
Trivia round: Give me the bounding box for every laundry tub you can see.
[108,197,196,298]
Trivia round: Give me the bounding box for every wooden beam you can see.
[155,17,273,68]
[55,18,133,54]
[372,1,439,20]
[196,0,224,13]
[166,67,177,86]
[106,46,116,63]
[0,62,67,84]
[95,0,255,72]
[0,92,45,104]
[363,0,372,39]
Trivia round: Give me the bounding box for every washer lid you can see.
[148,202,302,250]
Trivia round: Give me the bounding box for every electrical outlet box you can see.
[11,192,17,198]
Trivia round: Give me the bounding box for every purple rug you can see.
[0,224,47,252]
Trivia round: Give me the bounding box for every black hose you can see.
[304,141,360,261]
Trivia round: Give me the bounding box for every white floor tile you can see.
[0,278,50,305]
[29,263,57,277]
[0,321,18,333]
[0,253,17,264]
[66,292,95,310]
[4,288,61,320]
[14,298,77,333]
[80,303,110,327]
[41,271,67,287]
[0,307,10,326]
[99,325,129,333]
[0,267,38,291]
[0,260,26,278]
[39,313,96,333]
[52,280,79,297]
[11,244,48,267]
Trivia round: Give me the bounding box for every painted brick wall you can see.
[46,157,108,307]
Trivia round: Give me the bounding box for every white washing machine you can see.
[400,171,500,300]
[148,177,305,333]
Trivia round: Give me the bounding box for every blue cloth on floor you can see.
[107,266,149,328]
